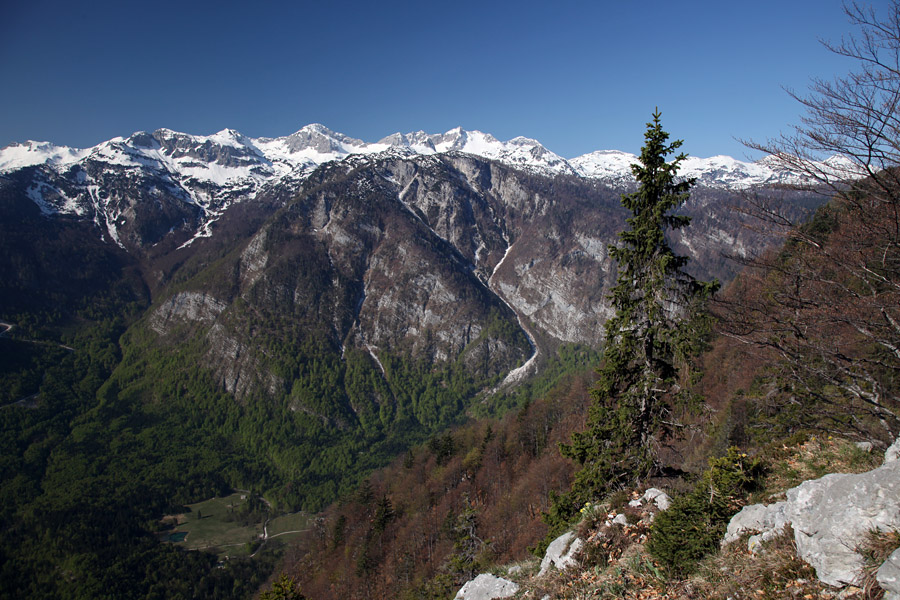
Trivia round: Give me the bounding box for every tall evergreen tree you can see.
[558,110,718,513]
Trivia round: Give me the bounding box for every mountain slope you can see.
[0,122,838,600]
[0,128,827,425]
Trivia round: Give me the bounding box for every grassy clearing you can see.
[159,492,310,558]
[267,512,312,541]
[756,436,882,504]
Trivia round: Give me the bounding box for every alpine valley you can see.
[0,124,825,598]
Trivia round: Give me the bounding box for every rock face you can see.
[725,445,900,587]
[128,152,817,408]
[453,574,519,600]
[878,549,900,600]
[538,531,584,576]
[1,135,825,408]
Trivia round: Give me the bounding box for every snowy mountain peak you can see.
[1,124,806,186]
[275,124,368,156]
[0,140,91,172]
[209,128,253,147]
[0,123,848,256]
[376,131,437,153]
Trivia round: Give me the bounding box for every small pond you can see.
[167,531,188,542]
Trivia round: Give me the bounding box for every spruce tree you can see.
[558,110,718,515]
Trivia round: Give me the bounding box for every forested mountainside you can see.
[275,169,900,600]
[0,134,823,599]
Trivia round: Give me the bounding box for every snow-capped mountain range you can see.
[0,123,836,251]
[0,123,800,191]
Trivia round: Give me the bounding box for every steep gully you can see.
[389,169,542,394]
[487,240,540,389]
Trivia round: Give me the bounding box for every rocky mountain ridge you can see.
[0,124,824,253]
[1,123,804,186]
[0,127,826,415]
[130,149,820,412]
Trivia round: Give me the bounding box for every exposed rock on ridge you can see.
[453,574,519,600]
[725,439,900,588]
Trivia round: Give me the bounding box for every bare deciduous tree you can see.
[719,1,900,440]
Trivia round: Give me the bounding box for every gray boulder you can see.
[886,437,900,464]
[724,459,900,587]
[724,501,790,552]
[855,441,874,453]
[538,531,583,576]
[640,487,672,511]
[787,462,900,586]
[454,574,519,600]
[611,513,629,526]
[878,548,900,600]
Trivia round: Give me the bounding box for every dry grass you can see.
[684,527,832,599]
[500,436,889,600]
[512,529,848,600]
[857,529,900,600]
[756,436,880,503]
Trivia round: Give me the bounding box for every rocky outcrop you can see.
[629,487,671,511]
[886,437,900,464]
[724,502,790,553]
[149,291,227,334]
[453,574,519,600]
[725,441,900,588]
[538,531,584,577]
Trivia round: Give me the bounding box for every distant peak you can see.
[152,127,181,137]
[296,123,335,136]
[508,136,542,146]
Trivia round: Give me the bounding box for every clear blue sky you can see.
[0,0,878,159]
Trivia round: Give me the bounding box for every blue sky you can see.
[0,0,877,159]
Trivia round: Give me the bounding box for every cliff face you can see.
[133,153,713,405]
[3,147,822,407]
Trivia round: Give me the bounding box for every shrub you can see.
[260,574,306,600]
[647,447,764,575]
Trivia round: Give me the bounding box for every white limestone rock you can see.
[855,441,874,453]
[724,457,900,587]
[877,548,900,600]
[724,502,789,547]
[454,574,519,600]
[538,531,583,577]
[640,487,672,511]
[885,437,900,464]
